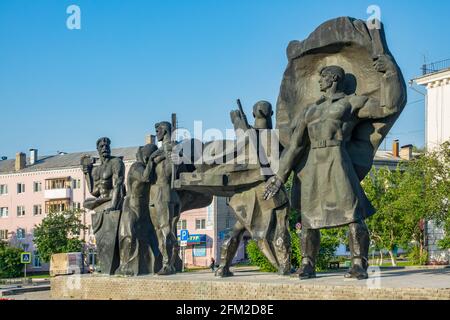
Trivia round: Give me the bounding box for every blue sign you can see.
[177,234,207,245]
[180,229,189,241]
[21,252,31,264]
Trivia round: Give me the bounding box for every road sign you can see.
[21,252,31,264]
[180,229,189,241]
[180,240,188,247]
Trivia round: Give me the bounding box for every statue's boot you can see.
[344,258,368,280]
[215,223,245,278]
[345,221,370,280]
[296,258,317,279]
[157,264,175,276]
[215,266,234,277]
[297,228,320,280]
[116,265,135,277]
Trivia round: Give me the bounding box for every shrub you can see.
[246,228,341,273]
[290,230,302,269]
[315,229,342,271]
[246,240,277,272]
[408,245,428,265]
[0,244,23,278]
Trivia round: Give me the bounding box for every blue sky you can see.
[1,0,449,158]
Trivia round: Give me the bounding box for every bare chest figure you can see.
[305,98,356,143]
[93,162,115,198]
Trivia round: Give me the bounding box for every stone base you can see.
[51,267,450,300]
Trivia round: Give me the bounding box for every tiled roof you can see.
[0,147,138,174]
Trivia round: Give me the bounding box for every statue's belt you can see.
[310,140,342,149]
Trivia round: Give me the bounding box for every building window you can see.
[16,228,26,239]
[45,199,69,213]
[72,179,81,189]
[45,178,70,190]
[72,202,81,211]
[177,219,187,230]
[33,205,42,216]
[17,206,25,217]
[17,183,25,194]
[193,244,207,257]
[195,219,206,230]
[33,181,42,192]
[0,207,8,218]
[0,229,8,240]
[32,251,42,268]
[0,184,8,195]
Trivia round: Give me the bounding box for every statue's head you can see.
[96,137,111,159]
[319,66,345,92]
[252,101,273,129]
[155,121,172,142]
[137,144,158,164]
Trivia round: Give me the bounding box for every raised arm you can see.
[142,160,155,182]
[357,54,406,119]
[81,156,100,197]
[230,109,251,132]
[278,115,308,182]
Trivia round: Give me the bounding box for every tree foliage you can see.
[33,210,86,263]
[362,141,450,265]
[424,142,450,249]
[0,242,23,278]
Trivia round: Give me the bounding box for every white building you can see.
[415,62,450,151]
[415,60,450,264]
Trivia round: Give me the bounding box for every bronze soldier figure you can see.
[265,55,405,280]
[149,121,181,275]
[215,101,291,277]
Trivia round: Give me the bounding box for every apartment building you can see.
[0,147,242,272]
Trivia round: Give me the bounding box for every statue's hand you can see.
[153,155,166,164]
[230,110,242,124]
[150,149,164,161]
[373,54,396,74]
[81,155,93,174]
[230,109,250,131]
[263,176,283,200]
[82,164,93,175]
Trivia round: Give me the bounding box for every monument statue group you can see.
[80,17,406,280]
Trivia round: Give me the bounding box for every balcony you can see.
[44,188,72,200]
[44,177,72,200]
[421,59,450,76]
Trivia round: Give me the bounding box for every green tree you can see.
[33,210,86,263]
[362,140,450,266]
[0,242,23,278]
[363,166,424,266]
[424,142,450,250]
